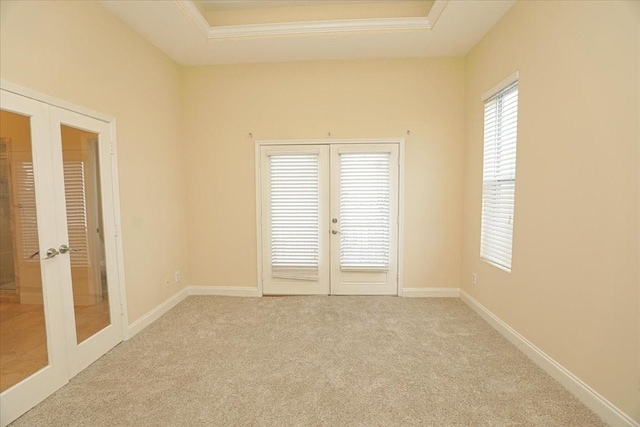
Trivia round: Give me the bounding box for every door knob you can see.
[59,244,78,254]
[331,230,339,235]
[43,248,59,260]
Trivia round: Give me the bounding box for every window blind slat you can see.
[14,161,39,261]
[63,161,90,267]
[481,79,519,271]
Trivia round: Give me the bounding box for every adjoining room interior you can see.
[0,0,638,426]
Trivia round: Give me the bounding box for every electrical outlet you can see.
[472,273,477,285]
[175,271,181,282]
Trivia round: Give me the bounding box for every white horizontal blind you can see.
[481,80,518,270]
[63,161,90,267]
[269,154,319,280]
[339,152,390,270]
[14,161,39,261]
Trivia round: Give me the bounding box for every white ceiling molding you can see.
[99,0,516,65]
[176,0,448,39]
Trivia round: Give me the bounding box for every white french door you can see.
[0,89,124,427]
[260,142,399,296]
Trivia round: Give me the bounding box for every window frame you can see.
[480,72,519,272]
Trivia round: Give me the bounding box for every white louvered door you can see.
[260,143,398,295]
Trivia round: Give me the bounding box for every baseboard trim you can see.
[403,287,460,297]
[459,290,638,427]
[127,288,188,339]
[189,286,262,297]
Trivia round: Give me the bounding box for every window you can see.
[481,75,519,271]
[269,153,320,280]
[339,152,390,270]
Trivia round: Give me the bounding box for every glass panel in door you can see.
[0,110,49,392]
[60,125,110,344]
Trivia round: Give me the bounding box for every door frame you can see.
[0,79,130,339]
[254,138,405,297]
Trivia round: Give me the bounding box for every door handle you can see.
[43,248,59,260]
[331,229,339,235]
[59,244,79,254]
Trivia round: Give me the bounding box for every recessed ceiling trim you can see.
[176,0,448,39]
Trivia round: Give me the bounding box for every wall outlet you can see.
[174,271,181,282]
[472,273,477,285]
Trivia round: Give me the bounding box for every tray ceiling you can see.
[99,0,515,66]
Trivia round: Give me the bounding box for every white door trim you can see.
[255,138,405,296]
[0,80,129,339]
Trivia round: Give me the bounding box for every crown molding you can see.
[176,0,449,39]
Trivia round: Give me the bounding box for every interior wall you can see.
[0,0,190,323]
[462,0,640,420]
[182,58,465,289]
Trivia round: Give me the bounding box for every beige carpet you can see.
[12,296,605,426]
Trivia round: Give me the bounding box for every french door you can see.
[0,90,124,426]
[260,143,399,295]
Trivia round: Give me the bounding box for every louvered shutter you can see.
[63,161,90,267]
[269,153,319,280]
[14,161,39,261]
[339,152,390,270]
[481,80,518,270]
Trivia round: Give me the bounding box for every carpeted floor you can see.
[12,296,605,426]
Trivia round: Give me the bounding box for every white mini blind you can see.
[481,80,518,270]
[339,152,390,270]
[14,161,39,261]
[63,161,90,267]
[269,154,319,280]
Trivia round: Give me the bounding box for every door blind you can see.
[481,80,518,270]
[339,152,390,270]
[269,154,319,280]
[14,161,39,261]
[63,161,90,267]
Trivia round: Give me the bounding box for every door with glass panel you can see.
[49,107,123,378]
[260,143,399,295]
[0,90,123,426]
[0,91,68,426]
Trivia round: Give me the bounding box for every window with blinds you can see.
[269,154,319,280]
[14,161,39,261]
[481,79,519,271]
[339,152,390,270]
[63,161,90,267]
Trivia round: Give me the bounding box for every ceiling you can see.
[197,1,377,11]
[99,0,515,66]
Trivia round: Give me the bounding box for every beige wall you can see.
[0,1,190,323]
[182,58,465,289]
[462,0,639,420]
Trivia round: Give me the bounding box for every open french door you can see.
[0,89,124,426]
[260,142,399,296]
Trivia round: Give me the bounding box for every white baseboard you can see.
[403,287,460,297]
[189,285,261,297]
[460,290,638,427]
[127,287,188,339]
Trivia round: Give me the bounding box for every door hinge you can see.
[397,273,399,281]
[114,224,120,237]
[120,303,124,316]
[110,143,115,155]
